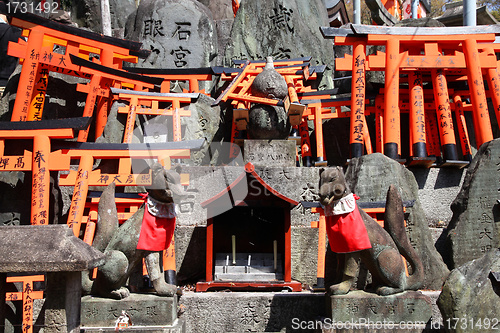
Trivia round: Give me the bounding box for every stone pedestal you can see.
[81,294,178,328]
[244,140,296,167]
[323,291,432,332]
[179,291,326,332]
[44,272,82,333]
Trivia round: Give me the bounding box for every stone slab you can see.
[326,291,432,332]
[178,291,326,332]
[445,138,500,268]
[244,140,296,167]
[81,294,177,328]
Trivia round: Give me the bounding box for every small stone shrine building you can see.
[196,162,302,292]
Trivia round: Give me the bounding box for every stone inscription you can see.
[142,19,193,68]
[244,140,296,167]
[330,291,432,323]
[81,295,177,327]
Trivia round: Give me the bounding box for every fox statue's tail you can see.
[82,182,119,294]
[383,185,424,291]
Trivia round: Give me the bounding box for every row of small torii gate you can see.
[2,10,500,332]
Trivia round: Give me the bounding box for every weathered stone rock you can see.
[344,153,450,290]
[198,0,234,20]
[178,291,325,332]
[251,57,288,99]
[125,0,217,80]
[63,0,136,36]
[247,104,291,139]
[445,139,500,268]
[410,167,465,227]
[437,248,500,333]
[196,0,234,64]
[224,0,334,89]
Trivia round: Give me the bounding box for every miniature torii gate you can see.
[321,24,500,163]
[300,94,374,166]
[110,88,198,143]
[213,58,320,161]
[7,11,148,122]
[5,275,44,333]
[0,118,90,225]
[125,66,214,94]
[69,55,163,142]
[53,139,203,237]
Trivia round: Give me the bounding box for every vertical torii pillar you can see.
[408,72,427,158]
[432,69,458,161]
[463,38,493,147]
[350,39,366,158]
[384,38,401,159]
[483,47,500,131]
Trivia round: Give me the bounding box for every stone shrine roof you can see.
[0,225,104,273]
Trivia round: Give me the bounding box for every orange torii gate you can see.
[0,118,90,225]
[300,94,374,166]
[5,275,44,333]
[53,139,203,237]
[7,11,148,122]
[321,24,500,164]
[69,55,163,142]
[109,88,198,143]
[481,44,500,129]
[294,89,341,166]
[213,58,323,161]
[125,66,215,94]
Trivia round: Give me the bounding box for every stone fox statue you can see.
[82,163,187,299]
[319,167,424,296]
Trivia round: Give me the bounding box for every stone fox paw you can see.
[319,167,424,296]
